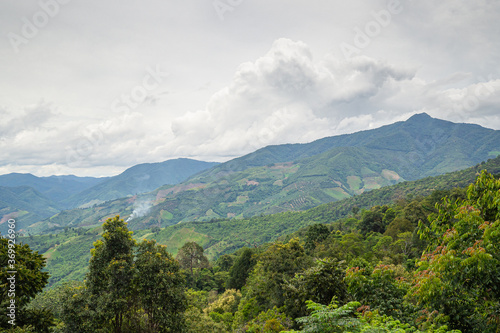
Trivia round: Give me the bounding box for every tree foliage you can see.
[243,239,311,312]
[227,247,256,290]
[176,241,210,276]
[283,258,349,319]
[61,216,186,332]
[0,236,54,332]
[413,170,500,332]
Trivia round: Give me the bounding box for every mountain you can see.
[22,155,500,286]
[0,159,219,234]
[143,154,500,259]
[126,113,500,226]
[194,113,500,178]
[62,158,220,208]
[0,186,61,235]
[32,114,500,234]
[0,173,105,206]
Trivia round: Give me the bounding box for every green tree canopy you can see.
[227,247,256,290]
[412,171,500,332]
[176,241,210,276]
[243,238,312,313]
[283,258,349,319]
[1,236,54,332]
[61,216,186,333]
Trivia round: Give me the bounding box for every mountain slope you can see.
[0,186,61,234]
[61,158,219,208]
[126,114,500,226]
[0,173,105,206]
[134,154,500,258]
[23,155,500,286]
[192,113,500,180]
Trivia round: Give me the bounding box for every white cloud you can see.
[0,1,499,177]
[167,39,416,157]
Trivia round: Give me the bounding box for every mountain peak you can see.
[406,113,432,122]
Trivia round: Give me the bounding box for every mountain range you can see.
[22,152,500,287]
[0,158,219,234]
[10,113,499,235]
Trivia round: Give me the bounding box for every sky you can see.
[1,0,499,177]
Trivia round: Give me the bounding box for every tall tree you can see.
[176,241,209,277]
[227,247,255,290]
[134,239,186,332]
[62,216,186,332]
[86,215,136,333]
[244,238,311,311]
[304,224,330,251]
[0,236,54,332]
[283,258,349,319]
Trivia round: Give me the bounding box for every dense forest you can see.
[1,169,500,332]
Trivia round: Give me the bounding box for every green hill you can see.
[142,154,500,258]
[0,173,105,207]
[21,155,500,287]
[190,113,500,179]
[29,114,500,234]
[128,113,500,227]
[0,186,61,235]
[61,158,219,208]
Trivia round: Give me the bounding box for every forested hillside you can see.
[0,158,218,235]
[5,168,500,332]
[20,155,500,288]
[0,173,105,205]
[3,116,500,332]
[62,158,219,208]
[0,186,61,235]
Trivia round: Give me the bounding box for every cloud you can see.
[167,39,416,157]
[0,102,55,138]
[164,38,500,161]
[1,35,499,177]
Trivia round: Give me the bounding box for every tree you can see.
[346,264,414,322]
[412,171,500,332]
[242,239,311,313]
[384,217,413,239]
[283,299,362,333]
[134,239,186,332]
[27,281,83,326]
[1,236,54,332]
[282,300,460,333]
[304,224,330,251]
[244,307,293,333]
[227,247,256,290]
[176,241,209,277]
[283,258,349,319]
[86,215,136,333]
[61,216,186,332]
[359,207,385,234]
[215,254,234,272]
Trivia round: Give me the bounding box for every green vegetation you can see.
[62,158,218,208]
[0,186,61,235]
[5,168,500,332]
[0,173,104,206]
[60,216,186,332]
[18,155,500,289]
[1,235,54,331]
[4,115,500,331]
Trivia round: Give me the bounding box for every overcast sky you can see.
[1,0,499,177]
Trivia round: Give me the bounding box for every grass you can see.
[323,188,351,200]
[347,176,362,191]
